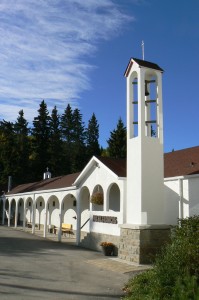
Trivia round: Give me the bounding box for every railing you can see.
[81,218,90,230]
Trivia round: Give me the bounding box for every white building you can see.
[1,58,199,264]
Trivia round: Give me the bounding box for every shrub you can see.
[123,215,199,300]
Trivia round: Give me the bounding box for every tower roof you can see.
[124,57,164,77]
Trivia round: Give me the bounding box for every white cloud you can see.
[0,0,134,122]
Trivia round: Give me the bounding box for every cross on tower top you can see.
[141,40,144,60]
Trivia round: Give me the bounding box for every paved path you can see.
[0,226,150,300]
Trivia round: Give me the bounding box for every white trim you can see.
[74,156,120,186]
[164,173,199,182]
[6,186,77,198]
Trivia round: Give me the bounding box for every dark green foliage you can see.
[61,104,74,143]
[107,117,126,158]
[0,120,17,188]
[31,100,51,179]
[70,108,87,172]
[123,215,199,300]
[0,100,102,189]
[86,113,101,159]
[61,104,74,174]
[13,110,31,184]
[48,106,63,176]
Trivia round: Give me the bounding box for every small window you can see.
[29,202,31,207]
[73,200,76,207]
[40,202,42,207]
[53,201,55,207]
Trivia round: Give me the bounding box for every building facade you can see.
[1,58,199,263]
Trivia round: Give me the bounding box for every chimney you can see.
[8,176,12,192]
[43,167,51,180]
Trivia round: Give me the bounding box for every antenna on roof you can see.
[141,40,145,60]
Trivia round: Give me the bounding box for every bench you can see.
[61,223,73,237]
[54,223,73,237]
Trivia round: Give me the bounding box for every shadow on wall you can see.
[164,178,195,224]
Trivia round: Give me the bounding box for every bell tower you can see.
[125,58,164,225]
[119,58,170,264]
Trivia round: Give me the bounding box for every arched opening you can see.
[18,198,24,226]
[131,71,138,138]
[35,196,45,230]
[25,197,33,227]
[10,199,16,226]
[144,71,158,138]
[109,183,120,212]
[62,194,77,230]
[47,195,60,230]
[91,185,104,212]
[5,198,9,225]
[80,186,90,232]
[0,197,3,224]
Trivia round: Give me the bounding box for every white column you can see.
[138,68,146,138]
[58,203,63,242]
[23,199,26,229]
[156,72,163,143]
[104,189,108,211]
[8,200,11,227]
[76,190,81,245]
[15,201,18,228]
[43,203,48,238]
[2,198,5,225]
[178,178,183,219]
[32,195,36,234]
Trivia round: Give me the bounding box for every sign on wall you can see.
[93,215,118,224]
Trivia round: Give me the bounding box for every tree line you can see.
[0,100,126,191]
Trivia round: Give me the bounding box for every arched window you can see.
[109,184,120,212]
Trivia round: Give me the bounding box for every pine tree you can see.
[61,104,74,143]
[32,100,51,179]
[0,120,17,189]
[107,117,126,158]
[71,108,87,172]
[14,110,31,184]
[86,113,101,159]
[49,106,63,176]
[60,104,74,173]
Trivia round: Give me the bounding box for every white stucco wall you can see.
[4,157,125,238]
[164,174,199,225]
[75,158,126,235]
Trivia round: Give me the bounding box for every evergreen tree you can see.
[32,100,51,179]
[71,108,86,172]
[49,106,63,176]
[61,104,74,143]
[60,104,74,173]
[14,110,31,184]
[107,117,126,158]
[86,113,101,159]
[0,120,17,189]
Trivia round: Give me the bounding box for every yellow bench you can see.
[61,223,73,237]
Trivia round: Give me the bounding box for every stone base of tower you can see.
[119,224,171,264]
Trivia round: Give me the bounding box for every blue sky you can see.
[0,0,198,153]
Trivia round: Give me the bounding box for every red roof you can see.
[6,147,199,195]
[164,146,199,178]
[97,156,126,177]
[7,173,80,195]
